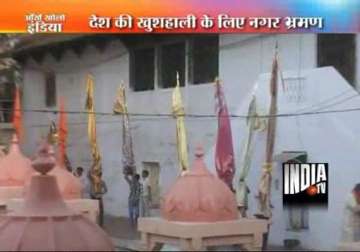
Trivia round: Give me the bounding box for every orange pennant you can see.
[58,97,68,166]
[12,86,22,140]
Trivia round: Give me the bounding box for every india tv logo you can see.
[283,163,328,206]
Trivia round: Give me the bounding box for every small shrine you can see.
[0,141,114,251]
[0,134,32,214]
[138,145,268,251]
[0,134,32,187]
[162,145,238,222]
[10,143,99,223]
[47,161,82,199]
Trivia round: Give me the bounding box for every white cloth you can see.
[342,194,360,242]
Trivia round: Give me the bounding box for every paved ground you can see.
[103,215,140,251]
[103,215,311,251]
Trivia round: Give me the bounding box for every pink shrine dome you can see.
[24,149,82,200]
[47,160,82,199]
[161,145,239,222]
[0,142,114,251]
[0,134,33,187]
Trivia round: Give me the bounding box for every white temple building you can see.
[6,33,360,250]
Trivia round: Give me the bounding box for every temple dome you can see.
[47,161,82,199]
[161,145,239,222]
[0,134,32,187]
[0,142,114,251]
[24,157,82,200]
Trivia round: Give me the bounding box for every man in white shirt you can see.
[140,170,151,217]
[341,184,360,242]
[73,166,88,197]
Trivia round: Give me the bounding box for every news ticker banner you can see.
[1,0,359,33]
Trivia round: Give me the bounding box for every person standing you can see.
[125,172,142,227]
[89,170,108,227]
[140,170,152,217]
[341,184,360,242]
[73,166,88,197]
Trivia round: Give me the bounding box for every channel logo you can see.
[283,163,328,206]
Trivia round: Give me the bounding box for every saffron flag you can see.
[47,120,58,145]
[113,84,136,175]
[171,72,188,172]
[214,78,235,190]
[256,50,279,219]
[58,97,68,167]
[85,74,103,195]
[12,86,22,139]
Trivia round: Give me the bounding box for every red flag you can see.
[58,97,68,166]
[12,86,22,139]
[215,79,235,190]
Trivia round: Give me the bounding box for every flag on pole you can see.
[47,120,58,145]
[113,83,136,175]
[171,72,188,172]
[214,78,235,190]
[256,49,279,219]
[85,74,103,195]
[12,86,22,139]
[58,97,68,167]
[236,96,258,216]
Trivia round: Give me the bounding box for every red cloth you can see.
[215,82,235,190]
[58,97,68,166]
[12,87,23,140]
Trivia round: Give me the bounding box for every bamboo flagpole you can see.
[85,74,103,193]
[236,95,259,216]
[85,74,106,226]
[255,46,279,249]
[171,72,189,173]
[113,83,136,175]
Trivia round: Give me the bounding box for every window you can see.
[159,42,185,88]
[283,151,309,231]
[0,82,15,123]
[286,206,309,231]
[317,34,356,86]
[189,36,219,84]
[129,35,219,92]
[130,48,155,91]
[45,71,56,107]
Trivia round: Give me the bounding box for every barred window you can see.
[286,206,309,230]
[130,48,155,91]
[45,71,56,107]
[0,82,15,123]
[317,34,356,86]
[159,42,186,88]
[189,35,219,85]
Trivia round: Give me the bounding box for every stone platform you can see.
[6,198,99,223]
[138,217,268,251]
[338,242,360,251]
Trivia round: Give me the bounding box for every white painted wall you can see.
[206,67,360,250]
[20,34,317,217]
[357,34,360,89]
[19,34,360,250]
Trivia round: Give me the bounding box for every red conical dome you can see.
[0,134,32,186]
[0,141,114,251]
[161,145,239,222]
